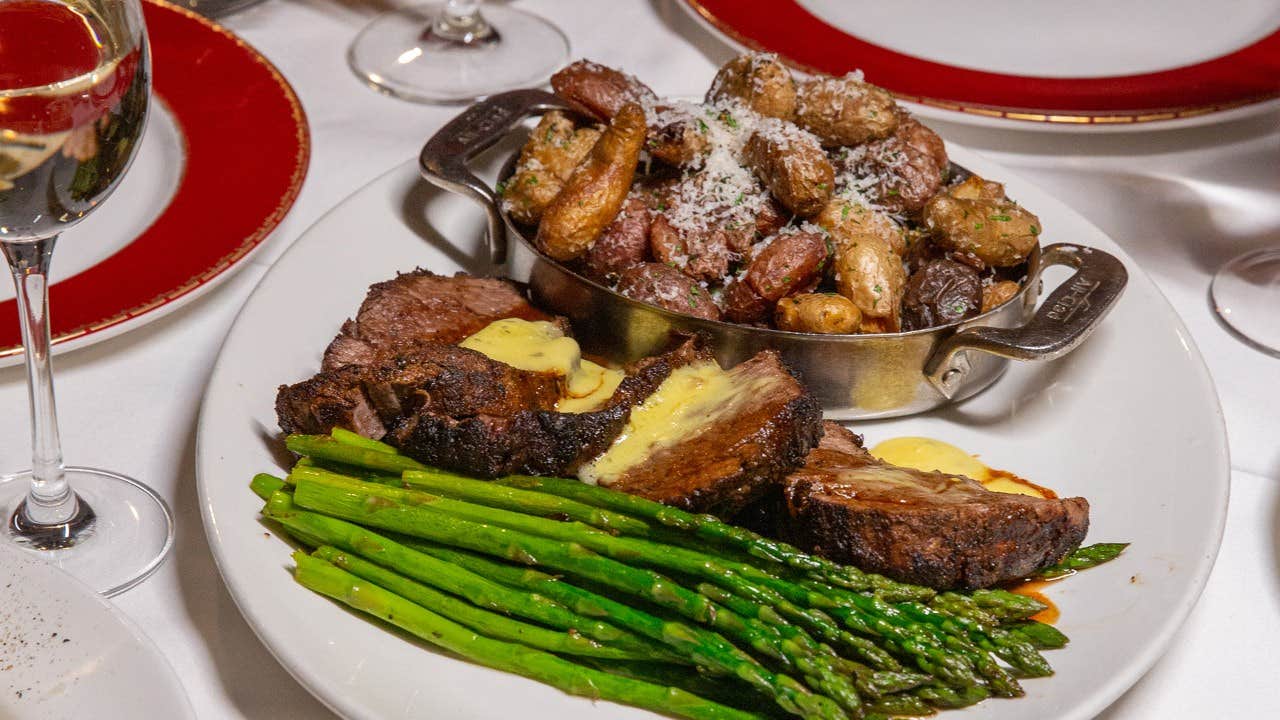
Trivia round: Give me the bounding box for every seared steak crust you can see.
[276,343,562,438]
[390,340,706,477]
[604,351,824,515]
[768,422,1089,589]
[321,270,560,371]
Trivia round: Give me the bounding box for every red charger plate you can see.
[686,0,1280,125]
[0,0,309,361]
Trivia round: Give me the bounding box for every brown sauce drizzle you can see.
[1008,577,1065,625]
[983,467,1057,499]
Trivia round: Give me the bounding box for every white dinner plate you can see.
[196,144,1229,719]
[0,541,194,720]
[680,0,1280,131]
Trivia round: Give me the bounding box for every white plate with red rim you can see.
[681,0,1280,131]
[196,141,1229,719]
[0,539,194,720]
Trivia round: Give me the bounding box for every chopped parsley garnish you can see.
[841,204,850,219]
[526,176,538,185]
[494,180,507,196]
[989,214,1012,222]
[1029,225,1040,236]
[697,118,709,133]
[974,222,984,230]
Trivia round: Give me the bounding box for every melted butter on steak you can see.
[459,319,624,413]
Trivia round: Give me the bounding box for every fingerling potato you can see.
[795,75,898,147]
[742,120,834,217]
[775,293,861,334]
[537,103,647,261]
[706,53,797,120]
[502,111,602,226]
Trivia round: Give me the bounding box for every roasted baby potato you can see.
[721,278,771,323]
[795,75,898,147]
[616,263,721,320]
[537,103,647,262]
[646,105,710,167]
[649,214,733,282]
[900,258,982,331]
[775,293,861,334]
[816,198,909,256]
[551,60,657,122]
[924,175,1041,267]
[706,53,797,120]
[583,196,652,283]
[840,112,947,217]
[503,111,602,226]
[742,120,834,217]
[742,230,829,301]
[833,235,905,331]
[981,279,1022,313]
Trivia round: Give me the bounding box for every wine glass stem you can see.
[430,0,497,45]
[2,236,75,526]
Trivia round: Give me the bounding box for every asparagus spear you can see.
[312,545,668,661]
[292,552,769,720]
[264,493,838,720]
[286,434,429,475]
[1039,543,1129,579]
[329,427,398,454]
[262,492,672,660]
[293,472,1001,691]
[491,473,930,601]
[283,485,850,720]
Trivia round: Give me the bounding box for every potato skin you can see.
[900,259,982,331]
[550,60,657,122]
[795,75,899,147]
[743,231,829,302]
[840,113,947,217]
[981,279,1022,313]
[742,121,834,218]
[706,53,797,120]
[647,110,710,167]
[616,263,721,320]
[924,175,1041,267]
[583,197,651,283]
[720,278,771,323]
[537,104,647,262]
[816,199,908,257]
[648,214,733,282]
[503,111,601,226]
[832,235,905,331]
[775,293,861,334]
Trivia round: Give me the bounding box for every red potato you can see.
[744,231,830,302]
[615,263,721,321]
[583,197,652,283]
[550,60,657,122]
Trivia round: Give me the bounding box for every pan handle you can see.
[924,243,1128,399]
[418,89,571,265]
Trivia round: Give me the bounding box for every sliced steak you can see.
[593,351,823,515]
[276,343,562,438]
[768,422,1089,589]
[390,339,705,477]
[321,271,560,371]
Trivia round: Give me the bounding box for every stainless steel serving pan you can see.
[420,89,1128,419]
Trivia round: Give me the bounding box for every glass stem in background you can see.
[2,236,78,527]
[428,0,498,45]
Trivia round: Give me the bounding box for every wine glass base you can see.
[1211,247,1280,356]
[0,467,174,597]
[348,3,570,103]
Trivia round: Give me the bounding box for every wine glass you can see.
[1212,248,1280,356]
[348,0,569,103]
[0,0,173,596]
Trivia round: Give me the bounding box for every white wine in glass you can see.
[348,0,569,103]
[0,0,173,596]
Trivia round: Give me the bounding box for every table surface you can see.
[0,1,1275,717]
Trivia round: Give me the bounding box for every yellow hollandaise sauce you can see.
[868,437,1056,499]
[578,360,772,486]
[459,319,624,413]
[869,436,1062,622]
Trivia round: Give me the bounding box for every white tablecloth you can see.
[1,1,1275,717]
